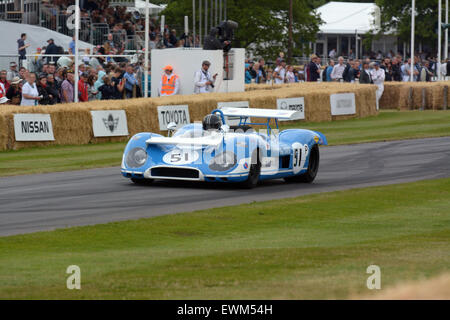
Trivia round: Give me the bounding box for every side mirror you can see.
[167,122,177,137]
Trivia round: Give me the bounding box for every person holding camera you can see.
[194,60,217,94]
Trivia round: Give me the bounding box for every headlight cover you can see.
[209,151,237,172]
[126,147,148,168]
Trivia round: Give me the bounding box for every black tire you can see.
[241,149,261,189]
[284,144,320,183]
[131,178,154,185]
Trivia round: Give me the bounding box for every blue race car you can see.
[121,108,327,188]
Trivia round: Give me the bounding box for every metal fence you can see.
[1,4,164,52]
[39,6,92,41]
[0,0,22,23]
[0,54,140,73]
[0,55,20,71]
[127,33,145,51]
[91,23,110,46]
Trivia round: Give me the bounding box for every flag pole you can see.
[144,0,149,98]
[410,0,415,82]
[438,0,442,81]
[74,0,79,102]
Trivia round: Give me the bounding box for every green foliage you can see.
[161,0,322,58]
[375,0,439,48]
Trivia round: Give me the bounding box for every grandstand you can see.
[0,0,166,51]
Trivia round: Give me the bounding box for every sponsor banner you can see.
[91,110,129,137]
[14,114,55,141]
[330,93,356,116]
[276,97,305,121]
[158,105,190,130]
[217,101,250,126]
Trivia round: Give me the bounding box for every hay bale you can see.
[0,114,7,151]
[428,81,450,110]
[380,83,406,110]
[0,82,381,150]
[304,92,332,122]
[354,86,378,117]
[381,82,450,110]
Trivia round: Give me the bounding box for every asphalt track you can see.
[1,137,450,236]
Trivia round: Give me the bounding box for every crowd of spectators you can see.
[2,31,152,106]
[245,51,444,85]
[3,20,449,108]
[42,0,200,50]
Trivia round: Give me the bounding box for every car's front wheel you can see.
[284,144,320,183]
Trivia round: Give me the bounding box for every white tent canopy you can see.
[0,20,93,55]
[316,1,381,34]
[132,0,166,15]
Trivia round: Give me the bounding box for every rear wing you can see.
[212,107,301,133]
[216,107,302,120]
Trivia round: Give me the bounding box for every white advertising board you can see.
[218,101,249,126]
[157,105,190,130]
[91,110,129,137]
[14,114,55,141]
[276,97,305,121]
[330,93,356,115]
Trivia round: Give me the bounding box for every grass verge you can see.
[1,178,449,299]
[1,110,450,177]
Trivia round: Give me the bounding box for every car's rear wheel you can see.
[131,178,154,185]
[284,144,320,183]
[241,149,261,189]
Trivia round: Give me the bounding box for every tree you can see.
[375,0,440,53]
[161,0,322,59]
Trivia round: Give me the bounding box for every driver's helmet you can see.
[202,114,222,131]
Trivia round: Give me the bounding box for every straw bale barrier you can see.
[0,113,7,151]
[378,81,450,110]
[248,81,450,111]
[0,82,377,151]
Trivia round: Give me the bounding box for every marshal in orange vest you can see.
[160,74,179,96]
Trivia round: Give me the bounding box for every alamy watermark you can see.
[366,265,381,290]
[66,265,81,290]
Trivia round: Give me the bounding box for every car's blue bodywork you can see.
[121,108,327,185]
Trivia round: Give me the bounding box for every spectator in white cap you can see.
[7,62,19,82]
[371,62,385,110]
[6,77,22,105]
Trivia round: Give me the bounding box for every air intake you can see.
[151,167,200,179]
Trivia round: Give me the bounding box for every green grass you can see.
[1,110,450,177]
[0,142,126,177]
[1,178,449,299]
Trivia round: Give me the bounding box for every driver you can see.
[202,114,222,132]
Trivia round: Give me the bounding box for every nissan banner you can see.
[14,114,55,141]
